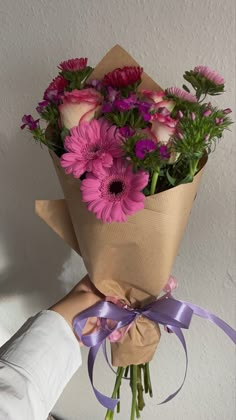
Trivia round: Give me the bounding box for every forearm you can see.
[0,277,102,420]
[0,310,82,420]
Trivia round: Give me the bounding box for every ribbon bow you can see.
[73,283,236,411]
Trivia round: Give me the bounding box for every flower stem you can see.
[150,171,159,195]
[189,159,199,179]
[105,367,124,420]
[145,363,153,398]
[124,366,130,378]
[137,365,145,411]
[130,365,138,420]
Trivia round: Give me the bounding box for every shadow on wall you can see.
[0,127,83,314]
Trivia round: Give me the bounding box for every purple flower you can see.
[102,102,113,113]
[223,108,232,114]
[119,126,135,138]
[159,144,170,159]
[113,96,136,112]
[36,100,49,114]
[44,90,61,104]
[191,112,196,121]
[86,79,103,91]
[215,117,224,125]
[177,110,184,119]
[138,101,151,121]
[203,109,212,117]
[167,87,197,103]
[21,114,39,130]
[43,75,68,104]
[106,86,119,102]
[194,66,224,86]
[135,139,156,160]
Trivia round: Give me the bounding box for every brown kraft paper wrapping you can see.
[36,45,207,366]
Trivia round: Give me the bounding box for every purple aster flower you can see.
[194,66,224,86]
[36,100,49,114]
[159,144,170,159]
[119,126,135,138]
[135,139,156,160]
[167,87,197,103]
[21,114,39,130]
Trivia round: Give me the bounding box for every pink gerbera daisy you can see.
[166,87,197,102]
[81,159,149,223]
[60,119,123,178]
[194,66,224,85]
[58,58,88,72]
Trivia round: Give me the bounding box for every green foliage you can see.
[61,66,94,90]
[105,108,148,129]
[40,103,59,126]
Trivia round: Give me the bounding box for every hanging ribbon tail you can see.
[184,301,236,344]
[102,341,117,376]
[159,326,188,404]
[72,295,236,411]
[88,344,119,411]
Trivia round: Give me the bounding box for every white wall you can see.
[0,0,235,419]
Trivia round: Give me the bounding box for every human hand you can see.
[49,275,104,337]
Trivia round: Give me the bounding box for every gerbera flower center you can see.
[109,180,124,195]
[90,144,101,153]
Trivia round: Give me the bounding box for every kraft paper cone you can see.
[35,199,80,255]
[36,45,207,366]
[48,151,206,366]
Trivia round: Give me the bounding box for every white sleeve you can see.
[0,310,82,420]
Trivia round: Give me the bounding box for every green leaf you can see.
[182,84,190,93]
[166,170,177,186]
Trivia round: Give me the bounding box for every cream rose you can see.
[141,89,175,112]
[59,88,103,130]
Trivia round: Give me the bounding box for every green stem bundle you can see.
[104,363,153,420]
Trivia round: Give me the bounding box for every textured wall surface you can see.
[0,0,235,419]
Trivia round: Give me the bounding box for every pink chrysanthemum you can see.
[61,119,123,178]
[81,159,149,223]
[58,58,88,72]
[166,87,197,102]
[43,75,68,101]
[103,66,143,88]
[194,65,224,85]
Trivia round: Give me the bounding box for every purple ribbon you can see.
[73,294,236,411]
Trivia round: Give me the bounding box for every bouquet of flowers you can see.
[21,46,234,420]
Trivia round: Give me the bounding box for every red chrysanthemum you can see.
[58,58,88,72]
[43,75,68,101]
[103,66,143,88]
